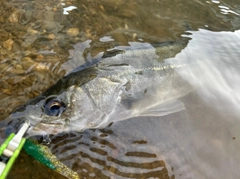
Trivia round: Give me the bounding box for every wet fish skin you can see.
[6,39,191,136]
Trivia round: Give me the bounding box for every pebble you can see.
[133,33,137,39]
[20,57,36,70]
[13,76,25,84]
[0,63,10,71]
[35,54,45,62]
[22,10,32,24]
[0,48,8,55]
[48,34,56,39]
[3,39,14,51]
[11,68,26,75]
[45,6,52,11]
[67,28,79,36]
[44,11,55,21]
[20,57,32,62]
[2,89,11,95]
[6,78,14,85]
[52,7,58,12]
[9,11,19,23]
[14,23,27,32]
[0,16,3,23]
[99,5,105,11]
[12,42,22,52]
[22,78,32,86]
[15,64,22,70]
[89,8,97,16]
[35,63,50,71]
[23,51,32,56]
[0,30,9,41]
[0,108,4,114]
[28,29,38,35]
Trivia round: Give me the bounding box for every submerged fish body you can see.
[7,40,192,136]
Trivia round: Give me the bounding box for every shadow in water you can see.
[49,123,173,178]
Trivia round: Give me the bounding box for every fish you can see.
[5,39,193,136]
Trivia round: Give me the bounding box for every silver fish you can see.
[6,40,192,136]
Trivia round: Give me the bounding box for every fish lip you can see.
[39,117,65,125]
[28,122,66,135]
[40,122,63,126]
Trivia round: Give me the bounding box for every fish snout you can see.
[4,117,29,136]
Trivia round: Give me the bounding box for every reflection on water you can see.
[160,29,240,178]
[1,0,240,178]
[172,29,240,116]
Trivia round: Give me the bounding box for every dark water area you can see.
[1,0,240,178]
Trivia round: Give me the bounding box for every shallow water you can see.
[1,0,240,178]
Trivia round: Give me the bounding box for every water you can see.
[1,0,240,178]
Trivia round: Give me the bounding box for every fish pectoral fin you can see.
[139,100,185,117]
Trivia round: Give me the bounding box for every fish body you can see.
[7,40,192,136]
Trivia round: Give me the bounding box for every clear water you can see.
[0,0,240,178]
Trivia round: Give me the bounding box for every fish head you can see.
[5,84,106,137]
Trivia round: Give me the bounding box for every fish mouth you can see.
[28,122,67,135]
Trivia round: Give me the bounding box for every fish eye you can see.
[44,97,66,116]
